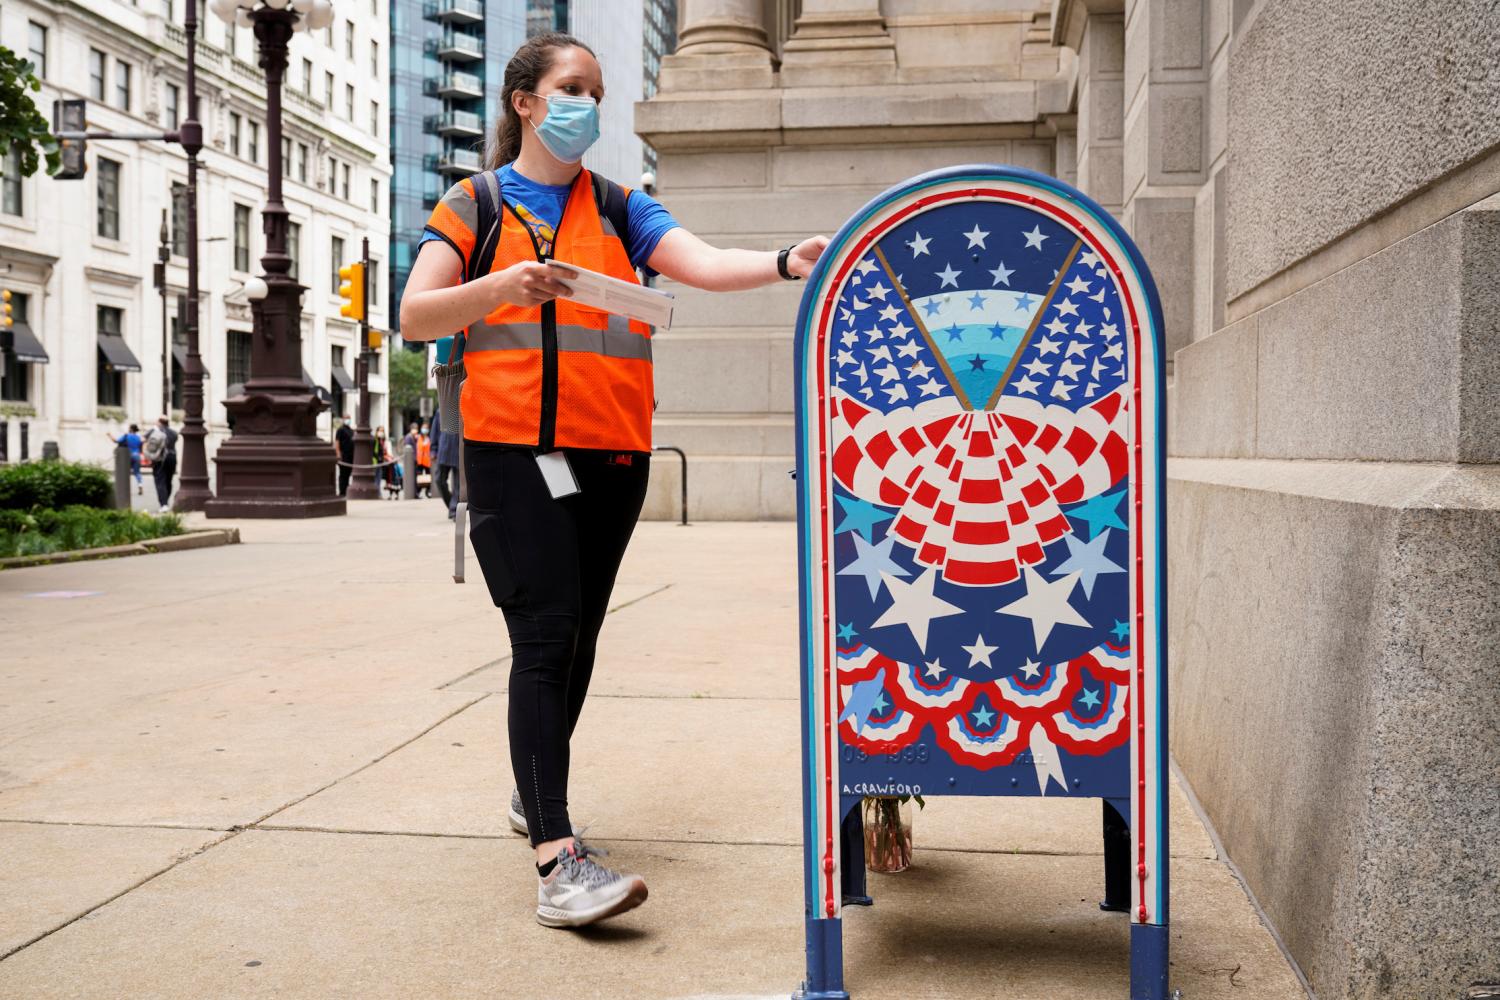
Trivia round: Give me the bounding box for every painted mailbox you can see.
[793,165,1169,1000]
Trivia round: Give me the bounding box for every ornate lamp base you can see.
[204,388,346,518]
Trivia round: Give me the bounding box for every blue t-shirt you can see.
[419,162,679,277]
[118,432,142,456]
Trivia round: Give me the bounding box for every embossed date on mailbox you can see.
[842,744,930,765]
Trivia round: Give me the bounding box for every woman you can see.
[105,424,144,495]
[399,32,828,930]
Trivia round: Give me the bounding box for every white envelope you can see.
[546,260,675,330]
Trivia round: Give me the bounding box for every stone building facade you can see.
[0,0,392,468]
[637,2,1500,997]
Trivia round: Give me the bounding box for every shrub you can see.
[0,506,185,559]
[0,460,113,511]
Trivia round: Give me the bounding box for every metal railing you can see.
[437,148,482,174]
[437,70,483,96]
[424,0,483,20]
[430,30,483,59]
[654,446,689,526]
[433,110,483,135]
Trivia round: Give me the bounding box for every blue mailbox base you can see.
[1131,922,1170,1000]
[794,917,850,1000]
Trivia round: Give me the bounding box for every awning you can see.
[302,366,333,403]
[98,335,143,373]
[331,364,354,391]
[8,322,48,363]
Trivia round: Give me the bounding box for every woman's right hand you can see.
[487,261,572,308]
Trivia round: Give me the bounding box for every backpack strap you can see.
[468,170,503,285]
[589,172,631,246]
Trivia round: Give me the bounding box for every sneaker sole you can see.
[536,877,648,929]
[507,806,528,837]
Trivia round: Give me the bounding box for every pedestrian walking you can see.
[416,422,433,498]
[399,32,828,930]
[142,415,178,513]
[106,424,144,495]
[430,400,460,519]
[334,417,356,497]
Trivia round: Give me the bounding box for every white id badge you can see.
[535,450,580,499]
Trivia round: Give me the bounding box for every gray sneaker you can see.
[508,788,576,839]
[536,841,648,929]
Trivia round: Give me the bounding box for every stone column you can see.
[779,0,895,88]
[659,0,775,91]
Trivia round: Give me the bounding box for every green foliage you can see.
[0,46,61,178]
[388,346,434,413]
[0,506,184,559]
[0,460,113,511]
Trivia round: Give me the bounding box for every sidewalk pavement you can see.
[0,500,1307,1000]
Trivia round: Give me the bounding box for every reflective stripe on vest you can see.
[467,316,652,363]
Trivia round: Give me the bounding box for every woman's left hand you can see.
[786,236,830,279]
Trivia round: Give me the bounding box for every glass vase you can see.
[862,796,913,874]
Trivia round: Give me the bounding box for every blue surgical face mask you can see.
[525,92,600,164]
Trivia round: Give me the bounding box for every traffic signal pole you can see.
[347,237,379,500]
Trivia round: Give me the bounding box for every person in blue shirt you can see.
[429,336,462,519]
[106,423,143,495]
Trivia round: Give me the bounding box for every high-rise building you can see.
[387,0,525,322]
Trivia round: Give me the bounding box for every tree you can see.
[0,46,60,178]
[387,345,433,416]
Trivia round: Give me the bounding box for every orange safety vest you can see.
[444,169,654,454]
[416,433,431,467]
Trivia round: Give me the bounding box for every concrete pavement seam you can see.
[0,818,228,833]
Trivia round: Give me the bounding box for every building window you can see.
[340,163,350,201]
[171,181,189,255]
[326,156,336,192]
[370,40,379,79]
[368,259,379,306]
[1,145,22,217]
[344,19,354,59]
[345,83,354,121]
[287,221,301,280]
[1,293,29,402]
[233,203,251,272]
[369,100,379,136]
[325,71,334,108]
[302,57,313,95]
[97,306,125,407]
[97,158,121,239]
[162,0,173,19]
[297,143,309,183]
[281,136,291,176]
[226,330,251,387]
[248,120,260,163]
[324,24,332,46]
[330,235,345,296]
[27,22,46,80]
[115,61,132,111]
[165,83,180,129]
[230,112,242,157]
[89,48,107,100]
[369,177,379,215]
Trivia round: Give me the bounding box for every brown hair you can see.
[484,32,596,170]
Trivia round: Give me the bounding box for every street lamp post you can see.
[154,209,171,417]
[346,236,380,500]
[203,0,341,518]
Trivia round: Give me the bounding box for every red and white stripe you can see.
[831,387,1128,586]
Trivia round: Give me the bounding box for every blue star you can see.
[988,323,1009,341]
[837,533,910,600]
[1079,687,1101,710]
[1014,293,1035,310]
[1065,489,1127,539]
[872,690,890,713]
[922,299,943,317]
[836,621,857,643]
[1111,619,1130,641]
[967,292,986,310]
[945,324,964,343]
[969,355,987,371]
[971,704,996,727]
[1049,527,1126,598]
[835,495,894,542]
[838,677,886,735]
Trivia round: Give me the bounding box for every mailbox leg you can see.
[1101,798,1131,912]
[795,916,850,1000]
[1130,922,1169,999]
[840,799,872,906]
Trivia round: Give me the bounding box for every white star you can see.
[865,326,886,343]
[870,568,965,652]
[1022,225,1048,250]
[907,359,932,379]
[840,330,859,347]
[888,320,912,339]
[868,344,892,362]
[924,658,946,679]
[907,232,932,257]
[1085,382,1099,398]
[997,566,1092,652]
[1091,358,1108,380]
[1078,249,1101,269]
[917,377,944,397]
[855,258,879,275]
[1050,381,1074,400]
[1073,319,1093,337]
[1044,317,1070,337]
[1065,341,1090,359]
[860,386,874,399]
[935,263,962,288]
[1019,658,1043,680]
[867,281,890,302]
[874,362,901,384]
[879,304,901,323]
[1065,275,1091,295]
[836,349,855,367]
[882,383,910,404]
[839,307,854,325]
[989,261,1014,286]
[1100,323,1120,341]
[1057,358,1084,380]
[1014,375,1040,395]
[852,296,870,311]
[963,224,990,249]
[895,340,920,359]
[1104,342,1124,361]
[853,363,869,384]
[1090,286,1107,303]
[1035,337,1061,357]
[962,633,999,668]
[1022,358,1051,377]
[1055,298,1080,318]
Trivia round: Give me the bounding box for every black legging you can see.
[465,442,650,846]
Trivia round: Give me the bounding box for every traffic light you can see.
[0,289,12,358]
[367,328,383,351]
[338,262,365,322]
[53,99,88,181]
